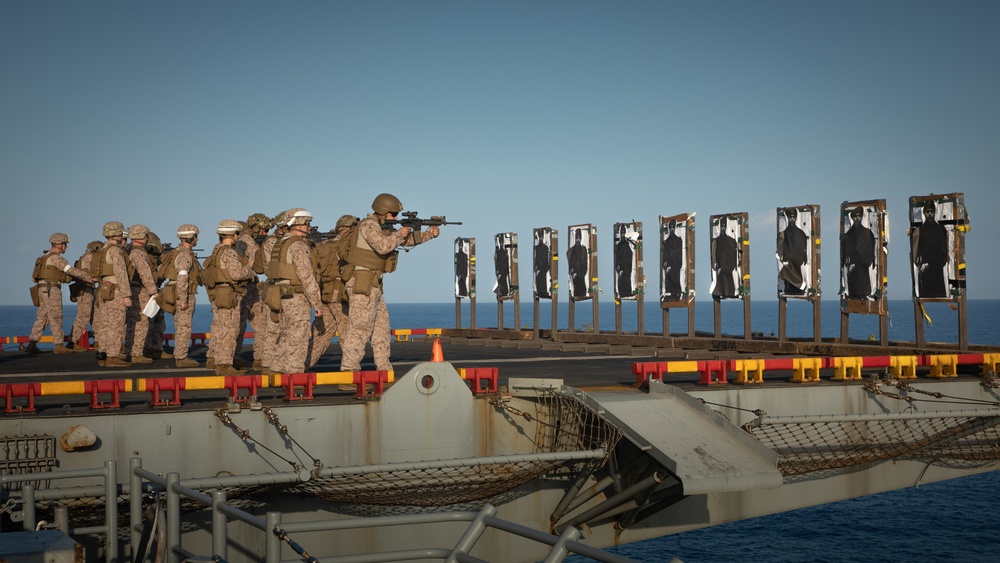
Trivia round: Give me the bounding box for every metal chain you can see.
[697,398,767,417]
[0,497,20,516]
[489,395,569,430]
[262,407,322,469]
[273,526,320,563]
[214,409,302,471]
[862,380,1000,407]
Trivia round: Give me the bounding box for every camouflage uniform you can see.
[69,242,102,350]
[234,230,262,362]
[340,215,431,371]
[207,222,253,374]
[306,225,353,370]
[257,212,287,372]
[271,210,323,375]
[143,233,169,358]
[29,234,93,353]
[94,235,133,366]
[171,241,200,366]
[126,226,158,362]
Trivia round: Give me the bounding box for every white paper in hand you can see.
[143,297,161,318]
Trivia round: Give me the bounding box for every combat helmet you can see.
[87,241,104,252]
[247,212,273,232]
[336,214,358,231]
[372,193,403,215]
[49,233,70,244]
[103,221,125,238]
[285,208,313,227]
[129,224,150,240]
[177,224,200,240]
[146,232,163,255]
[272,210,289,229]
[216,219,242,236]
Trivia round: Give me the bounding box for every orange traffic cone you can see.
[77,332,91,350]
[431,337,444,362]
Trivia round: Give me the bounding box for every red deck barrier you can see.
[226,375,263,403]
[2,383,41,413]
[463,367,499,394]
[279,372,317,401]
[145,377,186,407]
[353,370,390,398]
[84,379,126,409]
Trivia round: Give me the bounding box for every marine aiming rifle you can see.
[382,212,462,231]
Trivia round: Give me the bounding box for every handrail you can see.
[2,456,643,563]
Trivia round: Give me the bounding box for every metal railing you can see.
[2,457,642,563]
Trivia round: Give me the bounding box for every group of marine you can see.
[27,193,440,376]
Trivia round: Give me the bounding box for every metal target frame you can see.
[453,237,476,329]
[839,199,888,345]
[613,221,644,335]
[659,213,696,338]
[908,193,969,349]
[709,212,751,340]
[776,204,821,343]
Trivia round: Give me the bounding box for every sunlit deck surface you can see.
[1,328,994,416]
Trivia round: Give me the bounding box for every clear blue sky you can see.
[3,1,998,306]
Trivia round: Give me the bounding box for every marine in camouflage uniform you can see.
[143,232,171,359]
[69,240,104,352]
[235,212,272,369]
[125,224,159,364]
[340,194,439,372]
[170,224,202,368]
[306,215,356,370]
[28,233,94,354]
[207,220,253,375]
[257,210,288,373]
[93,222,133,367]
[269,209,323,375]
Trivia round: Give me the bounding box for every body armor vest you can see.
[162,247,202,293]
[33,252,71,284]
[91,245,134,281]
[269,236,312,289]
[345,221,398,273]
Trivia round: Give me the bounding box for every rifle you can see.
[306,226,339,245]
[382,212,462,231]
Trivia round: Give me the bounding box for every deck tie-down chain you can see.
[215,408,321,472]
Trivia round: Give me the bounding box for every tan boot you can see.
[26,341,42,354]
[175,357,201,368]
[252,359,264,369]
[214,364,244,376]
[105,356,132,367]
[205,358,215,370]
[53,344,72,354]
[130,355,154,364]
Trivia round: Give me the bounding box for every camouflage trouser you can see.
[30,284,64,344]
[70,289,95,345]
[273,293,312,374]
[94,286,128,357]
[306,298,349,370]
[146,308,166,352]
[258,286,281,369]
[237,283,261,358]
[339,277,392,372]
[208,296,242,366]
[172,298,196,360]
[126,287,153,357]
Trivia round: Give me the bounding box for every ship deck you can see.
[2,328,995,416]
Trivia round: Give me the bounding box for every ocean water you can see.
[3,300,999,562]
